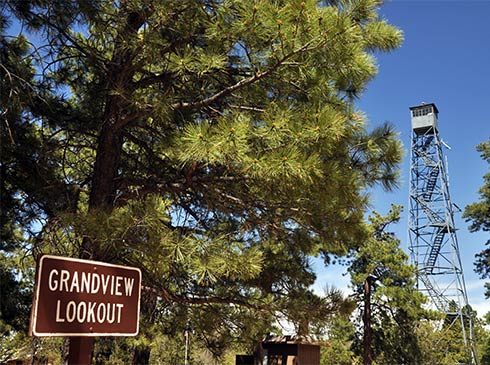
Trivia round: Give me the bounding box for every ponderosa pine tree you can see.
[1,0,403,361]
[463,139,490,296]
[349,205,428,365]
[0,14,43,361]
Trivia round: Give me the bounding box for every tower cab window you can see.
[412,106,433,117]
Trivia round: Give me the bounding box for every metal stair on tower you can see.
[425,227,445,273]
[423,167,439,200]
[418,274,449,311]
[414,196,444,224]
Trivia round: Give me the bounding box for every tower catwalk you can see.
[408,103,479,364]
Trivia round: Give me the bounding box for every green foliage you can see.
[284,285,356,337]
[0,254,31,333]
[414,318,479,365]
[463,139,490,296]
[0,331,29,364]
[478,313,490,365]
[321,316,359,365]
[349,205,429,364]
[92,337,133,365]
[1,0,403,360]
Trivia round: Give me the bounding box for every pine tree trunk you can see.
[297,318,309,338]
[74,9,147,362]
[363,277,374,365]
[88,121,123,213]
[132,348,151,365]
[83,7,145,258]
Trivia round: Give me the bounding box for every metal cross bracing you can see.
[408,104,479,364]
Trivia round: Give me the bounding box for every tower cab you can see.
[410,103,439,135]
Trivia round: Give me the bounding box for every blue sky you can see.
[314,0,490,317]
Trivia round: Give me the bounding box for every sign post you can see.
[67,337,94,364]
[30,255,142,363]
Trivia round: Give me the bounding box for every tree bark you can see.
[363,276,374,365]
[132,348,151,365]
[83,8,146,257]
[74,7,147,363]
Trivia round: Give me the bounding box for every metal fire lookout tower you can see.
[408,103,479,364]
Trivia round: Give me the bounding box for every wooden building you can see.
[236,335,321,365]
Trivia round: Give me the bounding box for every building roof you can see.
[262,334,330,347]
[263,335,313,344]
[409,102,439,113]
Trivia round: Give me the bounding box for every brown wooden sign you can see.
[30,255,141,337]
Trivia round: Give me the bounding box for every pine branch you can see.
[171,38,327,111]
[132,71,174,89]
[29,12,107,68]
[142,285,265,310]
[229,104,266,113]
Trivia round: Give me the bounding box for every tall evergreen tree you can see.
[0,12,41,360]
[349,205,428,365]
[463,139,490,296]
[1,0,403,360]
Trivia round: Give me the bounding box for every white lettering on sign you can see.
[125,277,134,296]
[55,300,125,324]
[47,270,134,297]
[60,270,70,291]
[91,273,100,294]
[31,255,142,337]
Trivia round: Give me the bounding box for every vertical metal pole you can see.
[67,337,94,365]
